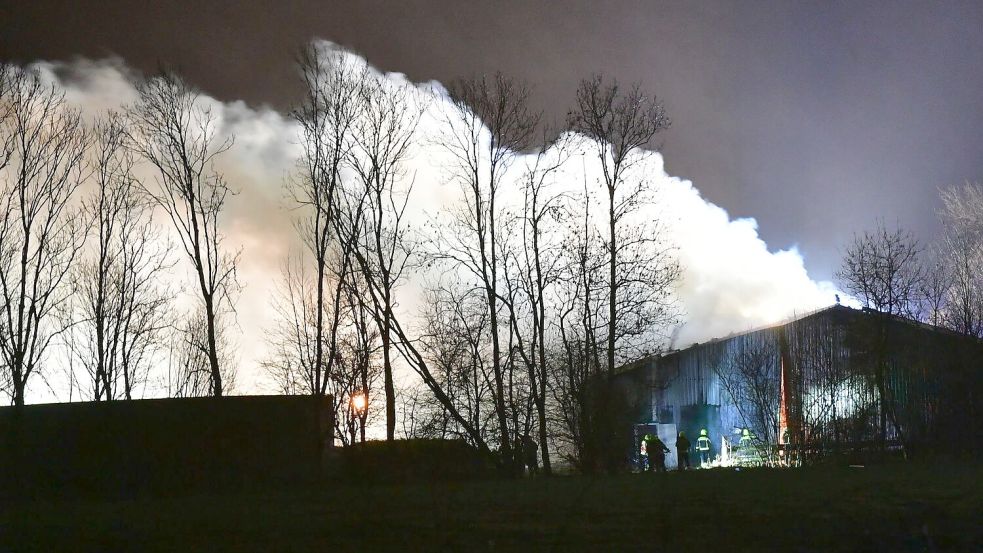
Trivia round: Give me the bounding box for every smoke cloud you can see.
[24,42,838,395]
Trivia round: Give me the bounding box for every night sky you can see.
[4,0,983,280]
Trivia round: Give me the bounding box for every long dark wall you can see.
[0,395,333,499]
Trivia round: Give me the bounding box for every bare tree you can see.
[263,254,323,395]
[550,184,615,471]
[918,254,951,328]
[128,70,240,397]
[381,282,504,461]
[836,221,923,319]
[785,315,866,461]
[547,80,679,472]
[329,275,382,446]
[417,279,496,446]
[344,72,424,440]
[713,336,781,460]
[505,134,570,474]
[567,75,672,377]
[428,73,539,471]
[167,308,236,398]
[288,44,365,399]
[836,221,923,451]
[549,330,598,470]
[263,249,382,445]
[398,381,442,439]
[67,117,173,400]
[938,183,983,337]
[0,66,88,406]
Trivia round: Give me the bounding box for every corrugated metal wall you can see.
[617,305,983,458]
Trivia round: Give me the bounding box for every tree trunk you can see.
[607,184,617,378]
[314,230,326,396]
[203,294,223,397]
[382,303,395,441]
[13,376,25,407]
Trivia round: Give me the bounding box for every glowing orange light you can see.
[351,393,367,413]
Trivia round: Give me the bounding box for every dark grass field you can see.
[1,462,981,552]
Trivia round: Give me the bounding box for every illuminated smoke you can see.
[21,42,838,394]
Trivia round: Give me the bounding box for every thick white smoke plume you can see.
[26,43,837,395]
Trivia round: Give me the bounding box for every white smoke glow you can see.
[17,42,838,398]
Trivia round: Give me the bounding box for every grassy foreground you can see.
[1,462,981,552]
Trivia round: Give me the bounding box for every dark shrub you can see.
[332,439,496,484]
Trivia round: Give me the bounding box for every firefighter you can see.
[738,428,754,465]
[644,433,669,472]
[739,428,753,450]
[639,435,649,471]
[697,428,712,467]
[675,431,691,471]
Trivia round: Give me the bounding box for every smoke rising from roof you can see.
[24,42,838,393]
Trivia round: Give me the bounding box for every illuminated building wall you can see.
[617,305,983,464]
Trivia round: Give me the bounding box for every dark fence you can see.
[0,395,333,499]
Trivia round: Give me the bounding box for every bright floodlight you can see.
[351,393,367,413]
